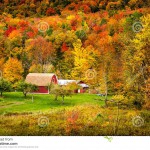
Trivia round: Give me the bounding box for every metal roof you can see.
[58,80,89,88]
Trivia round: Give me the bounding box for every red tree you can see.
[61,43,69,52]
[46,8,56,16]
[5,26,16,37]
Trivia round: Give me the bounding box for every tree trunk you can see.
[104,94,108,107]
[54,94,58,101]
[23,92,27,97]
[62,96,64,104]
[104,72,108,107]
[114,101,120,135]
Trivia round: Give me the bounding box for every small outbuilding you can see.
[58,80,89,93]
[25,73,58,94]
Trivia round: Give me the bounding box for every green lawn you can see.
[0,92,150,136]
[0,92,107,114]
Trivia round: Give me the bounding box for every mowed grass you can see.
[0,92,107,114]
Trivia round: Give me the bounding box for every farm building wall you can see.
[34,86,49,94]
[51,75,58,84]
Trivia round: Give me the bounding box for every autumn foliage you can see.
[0,0,149,109]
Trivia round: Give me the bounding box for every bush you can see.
[0,78,12,97]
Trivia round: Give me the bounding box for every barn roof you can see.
[25,73,57,86]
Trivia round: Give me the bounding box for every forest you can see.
[0,0,149,136]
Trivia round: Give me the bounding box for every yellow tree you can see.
[123,14,150,108]
[0,58,5,74]
[3,58,23,83]
[131,14,150,106]
[71,39,100,81]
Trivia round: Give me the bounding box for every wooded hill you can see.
[0,0,149,109]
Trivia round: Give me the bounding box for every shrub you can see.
[0,105,150,136]
[0,78,12,97]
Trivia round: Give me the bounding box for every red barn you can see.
[25,73,58,94]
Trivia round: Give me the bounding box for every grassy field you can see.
[0,92,150,136]
[0,92,105,114]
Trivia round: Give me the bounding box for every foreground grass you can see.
[0,92,105,114]
[0,104,149,136]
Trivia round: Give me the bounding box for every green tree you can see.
[16,81,38,97]
[50,84,73,104]
[0,78,12,97]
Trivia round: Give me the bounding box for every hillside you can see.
[0,0,149,17]
[0,0,150,109]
